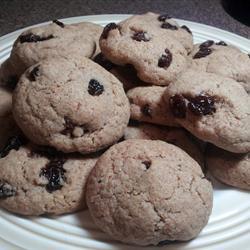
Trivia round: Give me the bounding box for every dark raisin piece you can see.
[101,23,118,39]
[0,182,16,199]
[61,117,75,135]
[53,19,64,28]
[132,31,150,42]
[19,33,54,43]
[187,95,216,116]
[199,40,214,48]
[141,104,152,117]
[158,14,171,22]
[193,47,212,59]
[216,41,227,46]
[158,49,172,68]
[93,53,114,71]
[169,95,187,118]
[248,54,250,59]
[6,75,18,89]
[40,158,66,193]
[161,22,178,30]
[88,79,104,96]
[28,66,39,81]
[181,25,192,34]
[142,160,151,169]
[0,135,27,158]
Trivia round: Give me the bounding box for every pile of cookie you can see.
[0,13,249,246]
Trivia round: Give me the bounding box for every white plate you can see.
[0,14,249,250]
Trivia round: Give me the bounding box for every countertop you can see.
[0,0,249,38]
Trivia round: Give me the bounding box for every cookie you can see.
[100,12,191,85]
[206,145,250,190]
[127,86,178,126]
[0,20,103,87]
[124,123,204,166]
[0,139,98,215]
[13,57,130,153]
[189,40,250,93]
[165,70,250,153]
[86,139,213,246]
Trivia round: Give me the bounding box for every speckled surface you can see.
[0,0,249,38]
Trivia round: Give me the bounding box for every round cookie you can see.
[0,20,103,87]
[127,86,178,126]
[165,70,250,153]
[13,57,130,154]
[86,139,213,246]
[206,145,250,190]
[124,123,204,166]
[0,139,98,215]
[189,40,250,93]
[100,12,191,86]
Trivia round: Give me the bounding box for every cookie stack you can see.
[0,20,130,216]
[0,12,248,246]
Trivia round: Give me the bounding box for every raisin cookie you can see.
[100,12,191,85]
[189,40,250,93]
[0,20,103,87]
[0,139,98,215]
[165,70,250,153]
[86,139,213,246]
[13,57,130,154]
[127,86,178,126]
[206,145,250,190]
[124,123,203,166]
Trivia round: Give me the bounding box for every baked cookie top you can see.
[13,57,130,153]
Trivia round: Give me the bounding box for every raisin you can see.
[52,19,64,28]
[88,79,104,96]
[199,40,214,48]
[193,47,212,59]
[28,66,39,81]
[61,117,75,135]
[93,53,114,71]
[158,14,171,22]
[158,48,172,68]
[181,25,192,34]
[0,135,27,158]
[19,33,54,43]
[169,94,187,118]
[216,41,227,46]
[141,104,152,117]
[161,22,178,30]
[186,95,216,116]
[40,158,66,193]
[132,31,150,42]
[101,23,118,39]
[6,75,18,89]
[142,160,151,169]
[0,182,16,199]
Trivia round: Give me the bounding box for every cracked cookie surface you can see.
[12,57,130,153]
[124,123,203,166]
[206,145,250,190]
[86,139,212,246]
[100,12,191,86]
[127,86,178,126]
[165,70,250,153]
[189,41,250,93]
[0,143,98,215]
[0,21,103,87]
